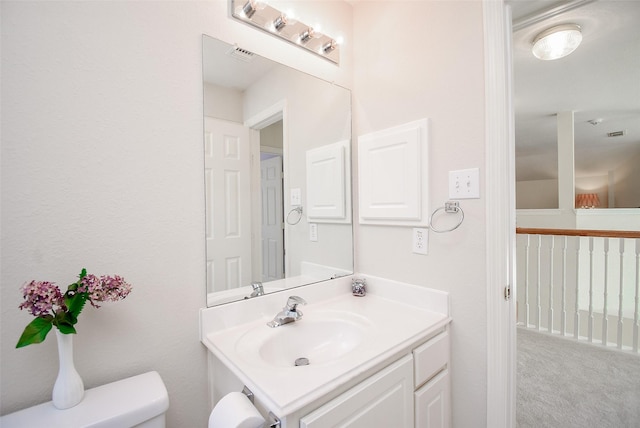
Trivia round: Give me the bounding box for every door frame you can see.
[484,1,517,426]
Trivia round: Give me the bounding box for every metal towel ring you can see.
[429,201,464,233]
[286,206,303,225]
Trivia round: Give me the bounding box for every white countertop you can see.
[200,274,450,416]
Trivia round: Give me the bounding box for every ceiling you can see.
[509,0,640,181]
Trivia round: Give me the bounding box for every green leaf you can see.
[54,311,77,334]
[16,317,53,348]
[56,323,77,335]
[78,268,87,280]
[65,291,87,320]
[65,311,78,325]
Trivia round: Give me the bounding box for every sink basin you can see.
[235,311,372,368]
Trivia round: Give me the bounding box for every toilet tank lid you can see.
[0,371,169,428]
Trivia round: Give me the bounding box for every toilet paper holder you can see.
[242,386,281,428]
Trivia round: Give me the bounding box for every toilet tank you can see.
[0,371,169,428]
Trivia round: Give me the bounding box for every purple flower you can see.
[17,269,133,348]
[78,274,132,308]
[18,281,65,317]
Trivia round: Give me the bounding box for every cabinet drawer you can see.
[413,330,449,388]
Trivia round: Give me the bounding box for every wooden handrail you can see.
[516,227,640,239]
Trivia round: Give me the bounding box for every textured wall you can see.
[0,1,352,425]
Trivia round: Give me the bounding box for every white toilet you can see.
[0,371,169,428]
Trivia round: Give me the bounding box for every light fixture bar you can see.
[230,0,340,65]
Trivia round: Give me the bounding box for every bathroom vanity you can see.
[200,275,451,427]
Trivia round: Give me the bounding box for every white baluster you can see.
[634,239,639,353]
[524,234,531,328]
[561,236,568,336]
[602,238,609,346]
[617,239,625,350]
[588,237,595,343]
[548,235,555,333]
[574,237,581,339]
[536,235,542,331]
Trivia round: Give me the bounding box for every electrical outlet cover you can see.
[412,228,428,255]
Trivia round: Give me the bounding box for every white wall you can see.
[516,209,577,229]
[260,121,283,150]
[351,2,488,426]
[576,209,640,231]
[203,82,243,122]
[516,179,558,209]
[0,0,353,425]
[615,150,640,208]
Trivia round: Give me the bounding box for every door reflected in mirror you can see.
[203,35,353,306]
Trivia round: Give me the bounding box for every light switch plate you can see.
[290,188,302,206]
[309,223,318,242]
[449,168,480,199]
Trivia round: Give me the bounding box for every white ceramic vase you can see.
[52,330,84,409]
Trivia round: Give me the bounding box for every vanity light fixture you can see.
[273,14,287,31]
[532,24,582,60]
[241,0,259,19]
[230,0,341,65]
[299,28,315,44]
[323,39,337,54]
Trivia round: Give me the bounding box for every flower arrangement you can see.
[16,268,132,348]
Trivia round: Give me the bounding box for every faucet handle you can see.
[286,296,307,311]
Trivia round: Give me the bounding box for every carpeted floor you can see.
[517,327,640,428]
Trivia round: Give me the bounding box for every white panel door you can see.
[261,155,283,281]
[204,117,252,293]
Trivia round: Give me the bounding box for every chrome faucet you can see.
[267,296,307,328]
[244,281,264,299]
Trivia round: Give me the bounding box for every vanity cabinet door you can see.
[300,355,413,428]
[414,368,451,428]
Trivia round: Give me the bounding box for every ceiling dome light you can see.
[532,24,582,60]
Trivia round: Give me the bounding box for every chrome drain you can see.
[294,357,309,366]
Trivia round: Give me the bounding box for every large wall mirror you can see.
[202,35,353,306]
[511,0,640,209]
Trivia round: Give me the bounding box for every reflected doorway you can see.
[258,121,284,282]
